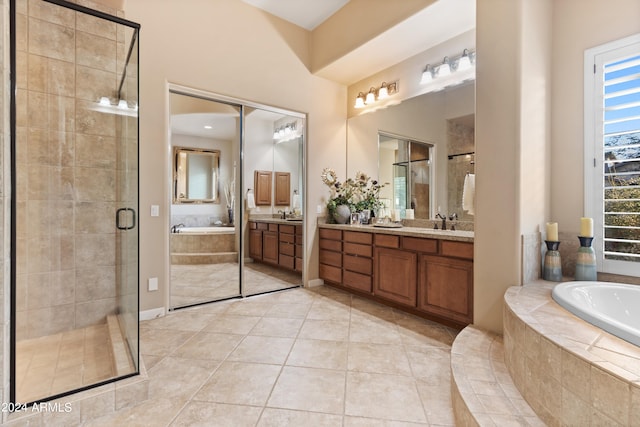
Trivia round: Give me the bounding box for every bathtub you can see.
[176,226,235,234]
[552,281,640,346]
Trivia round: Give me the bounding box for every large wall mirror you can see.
[347,81,475,221]
[173,147,221,203]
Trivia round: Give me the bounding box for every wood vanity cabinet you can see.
[274,172,290,206]
[249,220,303,274]
[254,170,272,206]
[319,228,342,285]
[262,224,279,265]
[278,224,296,270]
[318,226,474,327]
[342,231,374,293]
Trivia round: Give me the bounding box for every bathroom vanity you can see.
[249,219,303,273]
[319,224,474,328]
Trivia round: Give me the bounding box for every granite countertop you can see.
[248,217,303,225]
[318,223,474,243]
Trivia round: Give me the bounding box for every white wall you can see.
[124,0,347,312]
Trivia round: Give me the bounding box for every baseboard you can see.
[140,307,165,321]
[307,278,324,288]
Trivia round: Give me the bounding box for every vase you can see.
[334,204,351,224]
[228,207,234,225]
[575,236,597,281]
[542,241,562,281]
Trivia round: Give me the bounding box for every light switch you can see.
[148,277,158,291]
[317,204,323,214]
[150,205,159,217]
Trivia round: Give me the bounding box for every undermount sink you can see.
[286,217,303,222]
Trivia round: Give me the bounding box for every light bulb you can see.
[117,99,128,109]
[99,96,111,106]
[354,93,365,108]
[457,50,471,71]
[420,66,434,84]
[378,83,389,99]
[438,59,451,77]
[365,88,376,104]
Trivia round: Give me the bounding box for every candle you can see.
[546,222,558,242]
[580,217,593,237]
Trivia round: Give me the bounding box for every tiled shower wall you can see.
[447,119,475,221]
[14,0,128,339]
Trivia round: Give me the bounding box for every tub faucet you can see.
[171,223,185,233]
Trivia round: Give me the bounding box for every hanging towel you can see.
[246,191,256,209]
[292,194,300,209]
[462,173,475,215]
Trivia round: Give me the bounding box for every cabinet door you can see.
[249,229,262,260]
[418,255,473,324]
[254,170,272,206]
[263,231,278,264]
[274,172,290,206]
[374,247,417,306]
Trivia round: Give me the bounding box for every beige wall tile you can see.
[28,17,75,62]
[27,270,75,309]
[76,12,117,40]
[76,31,117,72]
[591,365,630,425]
[28,0,75,27]
[75,202,116,234]
[75,297,117,328]
[75,167,115,201]
[26,304,75,338]
[75,234,115,266]
[76,65,117,103]
[75,265,116,302]
[75,133,116,168]
[76,99,116,136]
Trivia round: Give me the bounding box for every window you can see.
[585,34,640,276]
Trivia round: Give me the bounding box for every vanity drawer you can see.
[344,231,373,244]
[320,238,341,252]
[402,236,438,254]
[375,234,399,248]
[279,233,294,244]
[295,244,303,257]
[320,264,342,284]
[319,228,341,241]
[343,270,372,293]
[268,223,278,232]
[320,250,342,267]
[295,235,303,244]
[257,222,268,231]
[280,224,295,234]
[279,242,295,256]
[441,241,474,260]
[249,222,257,230]
[343,254,372,275]
[295,225,303,234]
[343,242,372,257]
[279,254,295,269]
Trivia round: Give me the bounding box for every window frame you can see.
[584,33,640,277]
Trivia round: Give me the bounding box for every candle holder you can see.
[575,236,597,281]
[543,241,562,281]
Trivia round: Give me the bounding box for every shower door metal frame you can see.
[9,0,141,405]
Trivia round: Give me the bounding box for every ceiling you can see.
[241,0,350,30]
[241,0,475,85]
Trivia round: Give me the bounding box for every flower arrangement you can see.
[321,168,386,223]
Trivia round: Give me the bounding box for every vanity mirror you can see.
[347,82,475,221]
[173,147,221,203]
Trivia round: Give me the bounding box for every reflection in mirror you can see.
[348,82,475,221]
[447,114,475,221]
[169,91,241,309]
[173,147,220,203]
[379,133,434,220]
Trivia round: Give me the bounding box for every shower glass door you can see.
[11,0,140,403]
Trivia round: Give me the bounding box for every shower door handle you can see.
[116,208,137,230]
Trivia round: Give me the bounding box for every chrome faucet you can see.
[278,209,288,219]
[435,213,447,230]
[171,223,185,233]
[448,213,458,231]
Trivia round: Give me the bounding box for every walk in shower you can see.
[10,0,140,403]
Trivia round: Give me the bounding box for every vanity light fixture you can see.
[365,87,376,105]
[273,121,299,142]
[420,49,476,93]
[420,65,434,84]
[437,57,451,76]
[353,81,399,110]
[92,96,138,117]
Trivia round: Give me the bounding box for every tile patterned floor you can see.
[88,285,459,426]
[171,262,302,308]
[16,324,115,403]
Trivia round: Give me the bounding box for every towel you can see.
[292,194,300,209]
[246,191,256,209]
[462,173,475,215]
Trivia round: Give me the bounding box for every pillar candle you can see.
[546,222,558,242]
[580,217,593,237]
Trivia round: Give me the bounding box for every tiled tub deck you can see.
[503,280,640,426]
